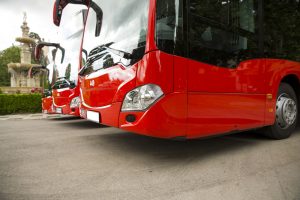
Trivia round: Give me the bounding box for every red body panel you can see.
[52,86,80,116]
[186,59,266,138]
[81,65,136,107]
[42,96,55,114]
[79,0,300,139]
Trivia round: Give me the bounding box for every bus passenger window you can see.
[189,0,258,68]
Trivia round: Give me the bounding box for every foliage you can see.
[65,64,71,80]
[265,1,300,61]
[0,46,21,86]
[0,94,42,115]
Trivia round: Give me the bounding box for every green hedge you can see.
[0,94,42,115]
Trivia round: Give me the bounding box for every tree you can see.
[65,63,71,80]
[0,46,21,86]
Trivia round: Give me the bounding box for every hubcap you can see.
[276,94,297,129]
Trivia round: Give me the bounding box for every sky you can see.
[0,0,59,51]
[0,0,85,81]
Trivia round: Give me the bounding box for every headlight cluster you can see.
[121,84,164,111]
[70,97,81,108]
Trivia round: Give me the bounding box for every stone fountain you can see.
[7,13,43,92]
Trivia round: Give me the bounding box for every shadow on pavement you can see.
[80,130,272,163]
[48,116,82,121]
[59,119,108,129]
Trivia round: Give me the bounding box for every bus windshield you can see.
[55,4,85,83]
[52,78,76,90]
[80,0,149,75]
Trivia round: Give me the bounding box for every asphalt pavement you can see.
[0,115,299,200]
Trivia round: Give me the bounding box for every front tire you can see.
[264,83,297,139]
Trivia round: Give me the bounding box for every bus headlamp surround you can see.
[121,84,164,111]
[70,97,81,108]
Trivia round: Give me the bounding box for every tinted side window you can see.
[156,0,184,56]
[189,0,259,68]
[264,1,300,62]
[190,0,230,25]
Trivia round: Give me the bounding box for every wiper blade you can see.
[86,52,106,66]
[105,46,133,60]
[89,42,133,60]
[89,42,114,57]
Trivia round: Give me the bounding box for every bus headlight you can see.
[121,84,164,111]
[70,97,81,108]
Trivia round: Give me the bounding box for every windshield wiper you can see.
[89,42,133,60]
[86,52,106,66]
[104,46,133,60]
[89,42,114,57]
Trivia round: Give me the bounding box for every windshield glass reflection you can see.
[55,5,85,83]
[81,0,149,75]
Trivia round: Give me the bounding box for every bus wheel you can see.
[265,83,297,139]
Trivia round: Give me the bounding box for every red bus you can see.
[31,42,62,114]
[54,0,300,139]
[34,42,81,116]
[29,65,55,114]
[39,5,86,116]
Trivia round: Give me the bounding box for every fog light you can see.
[70,97,81,108]
[126,114,136,123]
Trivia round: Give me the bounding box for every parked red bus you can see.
[42,91,55,114]
[29,66,55,115]
[54,0,300,139]
[39,5,86,116]
[51,77,80,115]
[33,42,64,114]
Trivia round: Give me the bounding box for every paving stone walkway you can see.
[0,113,63,121]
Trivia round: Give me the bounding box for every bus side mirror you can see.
[34,44,43,61]
[90,1,103,37]
[35,42,65,63]
[58,46,65,64]
[28,65,48,78]
[53,0,90,26]
[95,18,102,37]
[82,49,88,61]
[52,49,57,62]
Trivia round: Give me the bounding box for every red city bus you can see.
[39,5,86,116]
[29,64,55,114]
[34,42,80,115]
[54,0,300,139]
[51,77,80,115]
[42,95,55,114]
[31,42,65,114]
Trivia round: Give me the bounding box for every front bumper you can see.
[53,104,80,116]
[81,93,187,139]
[43,108,56,114]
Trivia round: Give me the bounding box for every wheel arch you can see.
[281,74,300,102]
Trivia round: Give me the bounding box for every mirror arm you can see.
[82,49,88,61]
[57,46,66,64]
[90,1,103,37]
